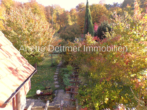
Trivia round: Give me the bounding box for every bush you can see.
[60,65,73,87]
[63,74,71,87]
[97,21,112,40]
[62,12,147,109]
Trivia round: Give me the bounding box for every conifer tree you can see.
[84,0,94,36]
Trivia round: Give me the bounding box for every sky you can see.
[15,0,124,11]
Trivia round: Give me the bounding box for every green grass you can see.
[27,55,58,98]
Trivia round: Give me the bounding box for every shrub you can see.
[60,65,73,87]
[63,74,71,87]
[62,12,147,109]
[97,21,112,40]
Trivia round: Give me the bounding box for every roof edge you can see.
[0,69,37,108]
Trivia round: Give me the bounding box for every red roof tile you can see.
[0,32,35,107]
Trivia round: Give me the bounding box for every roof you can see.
[0,31,35,107]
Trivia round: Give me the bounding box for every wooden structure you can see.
[0,31,37,110]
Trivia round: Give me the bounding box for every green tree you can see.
[97,21,112,40]
[84,0,94,36]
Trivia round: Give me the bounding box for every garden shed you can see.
[0,31,37,110]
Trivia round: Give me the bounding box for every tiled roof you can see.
[0,32,35,107]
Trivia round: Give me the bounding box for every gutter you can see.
[0,69,37,108]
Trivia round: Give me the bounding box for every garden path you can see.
[26,62,73,109]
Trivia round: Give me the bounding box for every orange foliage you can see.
[77,9,85,33]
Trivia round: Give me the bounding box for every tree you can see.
[121,0,134,8]
[99,14,110,24]
[84,0,94,36]
[1,0,14,14]
[121,0,147,13]
[76,3,85,12]
[104,4,112,10]
[66,11,72,25]
[0,6,5,30]
[111,2,121,7]
[24,1,46,19]
[134,0,141,19]
[3,7,55,65]
[141,0,147,12]
[97,21,112,40]
[90,4,109,24]
[109,7,123,15]
[60,23,81,42]
[123,4,134,15]
[77,9,86,33]
[43,5,65,32]
[70,8,78,24]
[59,11,72,27]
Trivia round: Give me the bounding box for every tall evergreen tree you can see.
[84,0,94,36]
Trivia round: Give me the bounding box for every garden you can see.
[26,55,59,102]
[0,0,147,109]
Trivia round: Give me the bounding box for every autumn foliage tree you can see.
[3,7,55,65]
[60,23,81,42]
[24,1,46,20]
[1,0,14,14]
[76,3,85,12]
[90,4,109,24]
[134,0,141,19]
[0,6,5,30]
[77,9,86,33]
[70,8,78,24]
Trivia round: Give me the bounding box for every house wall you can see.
[19,79,31,110]
[0,79,31,110]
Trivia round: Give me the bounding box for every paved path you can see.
[26,99,46,108]
[54,62,62,88]
[50,62,71,107]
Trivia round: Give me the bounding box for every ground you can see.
[27,55,59,98]
[26,58,76,109]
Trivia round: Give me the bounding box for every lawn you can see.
[27,55,59,98]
